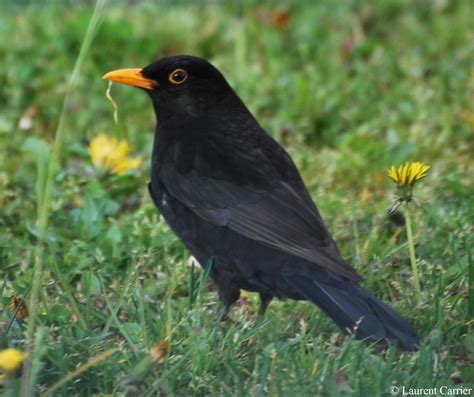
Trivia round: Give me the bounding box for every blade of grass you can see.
[40,348,118,397]
[20,1,106,396]
[48,242,89,331]
[98,275,140,357]
[25,327,46,395]
[102,257,140,335]
[404,204,421,300]
[467,236,473,318]
[136,283,150,347]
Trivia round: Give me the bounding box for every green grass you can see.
[0,0,473,396]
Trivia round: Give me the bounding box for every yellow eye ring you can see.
[169,68,188,85]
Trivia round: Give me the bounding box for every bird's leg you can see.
[258,293,273,317]
[217,303,231,321]
[212,256,241,321]
[215,286,240,321]
[215,290,240,321]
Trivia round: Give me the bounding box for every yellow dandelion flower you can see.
[387,161,430,187]
[89,133,142,175]
[112,156,142,176]
[386,162,430,300]
[387,161,430,215]
[0,349,26,373]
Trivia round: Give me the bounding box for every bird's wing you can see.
[157,142,361,282]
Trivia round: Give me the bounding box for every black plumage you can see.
[104,55,420,351]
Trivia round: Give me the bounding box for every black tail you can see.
[287,276,420,351]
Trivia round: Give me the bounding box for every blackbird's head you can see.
[103,55,233,121]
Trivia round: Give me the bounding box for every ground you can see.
[0,1,472,396]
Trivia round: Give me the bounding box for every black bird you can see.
[103,55,420,351]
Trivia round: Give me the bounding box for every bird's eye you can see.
[169,69,188,85]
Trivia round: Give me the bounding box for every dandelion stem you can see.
[404,204,421,300]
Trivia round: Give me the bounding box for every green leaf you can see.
[81,271,101,295]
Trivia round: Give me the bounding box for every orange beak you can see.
[102,68,158,90]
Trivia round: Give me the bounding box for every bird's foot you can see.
[257,293,273,317]
[217,305,230,321]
